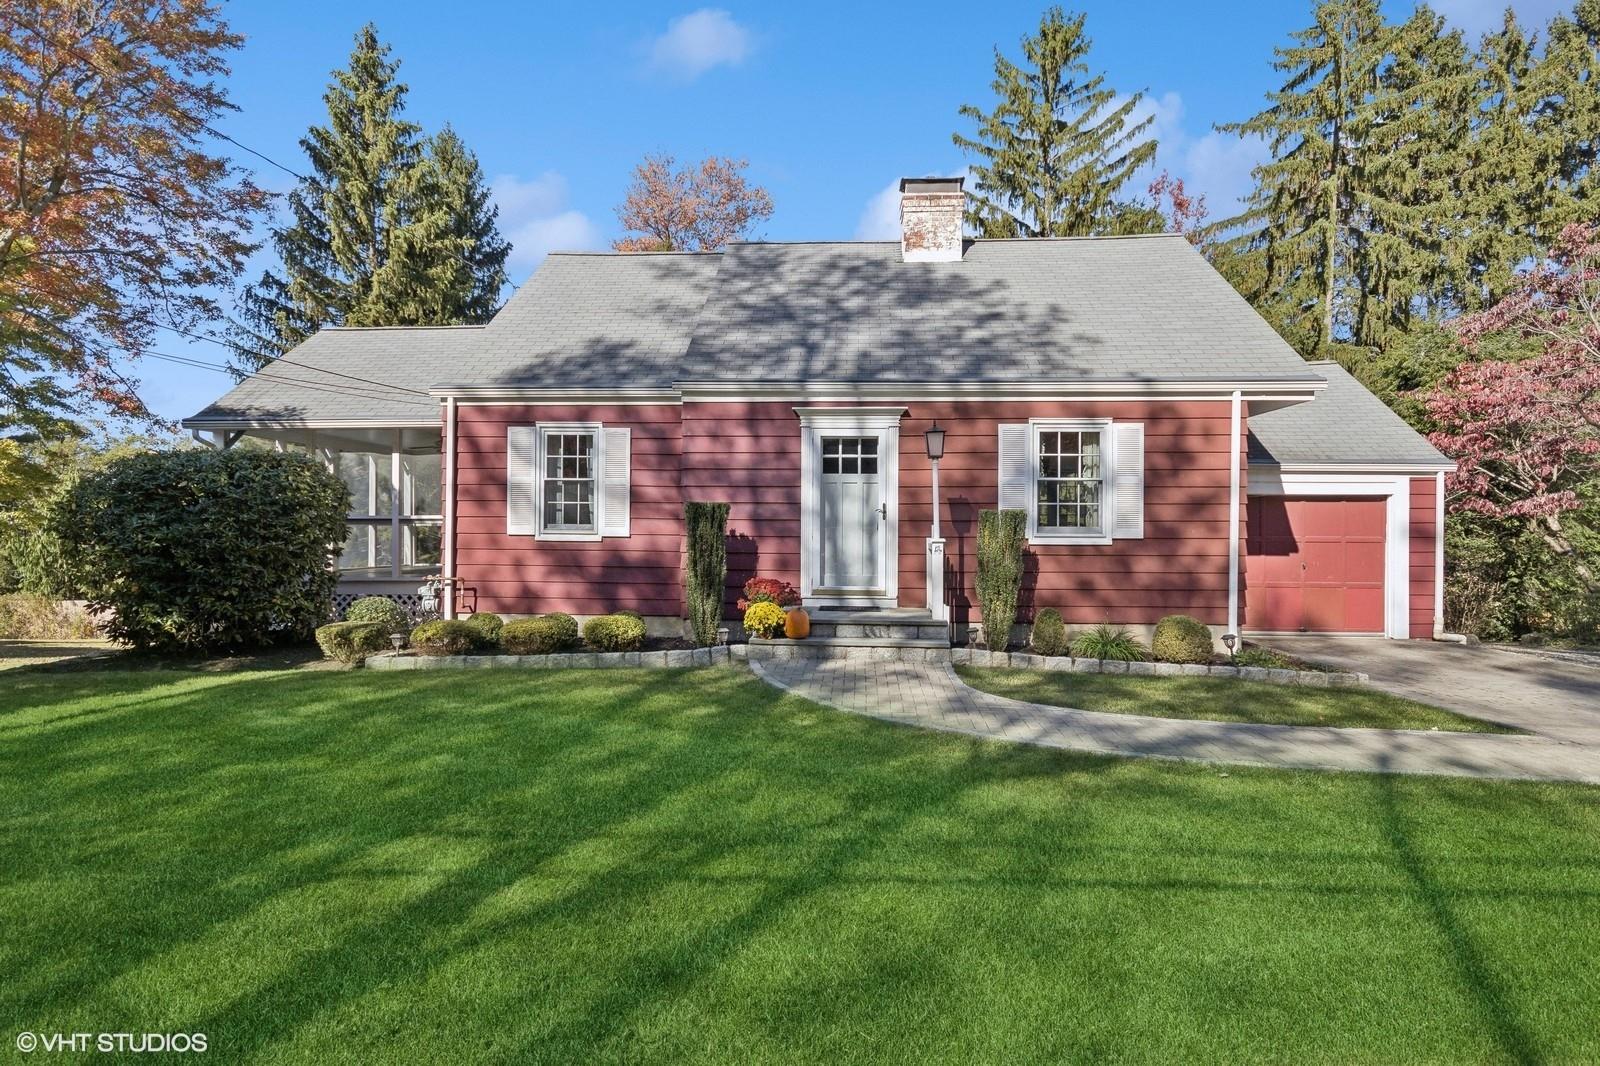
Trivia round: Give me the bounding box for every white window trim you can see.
[1246,470,1411,640]
[312,427,444,582]
[796,407,903,607]
[534,422,604,542]
[1026,417,1114,546]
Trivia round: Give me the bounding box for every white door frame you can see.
[1246,468,1410,639]
[797,407,903,607]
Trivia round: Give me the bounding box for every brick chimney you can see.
[899,177,965,263]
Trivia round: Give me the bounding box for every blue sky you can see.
[142,0,1568,421]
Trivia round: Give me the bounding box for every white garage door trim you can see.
[1247,469,1410,640]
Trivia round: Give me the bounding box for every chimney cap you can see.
[899,176,965,194]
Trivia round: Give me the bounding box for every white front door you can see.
[819,434,886,590]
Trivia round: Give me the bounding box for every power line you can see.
[203,123,305,181]
[138,349,436,407]
[146,320,435,397]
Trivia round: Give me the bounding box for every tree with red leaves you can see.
[1427,222,1600,592]
[613,154,773,253]
[0,0,265,437]
[1147,171,1207,241]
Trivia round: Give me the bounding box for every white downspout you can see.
[1434,469,1445,639]
[1226,390,1243,639]
[443,397,458,619]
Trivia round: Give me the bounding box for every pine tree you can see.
[1449,11,1548,312]
[953,7,1157,238]
[395,126,509,325]
[1354,5,1472,342]
[234,26,508,368]
[1531,1,1600,224]
[1212,0,1389,353]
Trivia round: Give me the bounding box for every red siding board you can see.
[1410,475,1439,639]
[450,398,1243,623]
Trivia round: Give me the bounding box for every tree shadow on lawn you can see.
[2,666,1593,1060]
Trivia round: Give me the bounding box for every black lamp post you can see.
[924,422,945,540]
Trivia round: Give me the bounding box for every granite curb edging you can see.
[366,645,749,670]
[954,647,1367,687]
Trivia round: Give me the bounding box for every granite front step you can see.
[746,636,952,663]
[804,608,948,643]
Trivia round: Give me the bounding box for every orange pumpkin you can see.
[784,607,810,639]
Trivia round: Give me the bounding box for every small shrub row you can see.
[317,608,654,662]
[1023,613,1220,663]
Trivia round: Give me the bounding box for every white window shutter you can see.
[507,427,537,535]
[1110,422,1145,539]
[599,426,631,537]
[997,424,1031,513]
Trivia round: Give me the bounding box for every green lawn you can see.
[4,665,1596,1064]
[959,666,1520,733]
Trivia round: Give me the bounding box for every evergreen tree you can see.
[1451,10,1547,312]
[1212,0,1389,353]
[953,7,1157,238]
[234,26,508,368]
[1355,5,1472,342]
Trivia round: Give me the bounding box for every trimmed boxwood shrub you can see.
[1030,607,1069,656]
[345,596,409,632]
[48,448,348,651]
[315,621,389,664]
[584,612,647,651]
[409,619,481,656]
[501,613,580,655]
[1152,614,1214,664]
[463,611,503,646]
[976,509,1027,650]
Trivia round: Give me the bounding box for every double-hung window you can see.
[1036,426,1105,537]
[539,427,598,536]
[999,419,1144,544]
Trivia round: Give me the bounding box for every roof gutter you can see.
[1248,460,1457,475]
[180,416,442,430]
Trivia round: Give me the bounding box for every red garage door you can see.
[1246,497,1386,633]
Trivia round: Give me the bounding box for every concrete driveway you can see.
[1263,636,1600,745]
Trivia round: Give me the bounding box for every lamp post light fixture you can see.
[924,422,945,540]
[390,632,407,652]
[924,422,948,623]
[1222,632,1237,660]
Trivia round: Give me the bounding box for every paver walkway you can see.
[750,657,1600,783]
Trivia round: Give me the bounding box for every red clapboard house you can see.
[185,177,1454,644]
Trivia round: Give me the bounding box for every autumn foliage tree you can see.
[612,154,773,252]
[1427,222,1600,594]
[0,0,266,436]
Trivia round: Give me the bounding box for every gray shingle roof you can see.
[443,251,721,388]
[680,235,1319,382]
[186,234,1328,425]
[186,326,481,424]
[1249,361,1451,468]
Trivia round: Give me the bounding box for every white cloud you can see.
[1430,0,1567,38]
[491,172,604,273]
[644,9,753,81]
[854,181,902,240]
[853,169,973,240]
[1115,89,1267,221]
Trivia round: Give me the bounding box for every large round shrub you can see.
[345,596,409,632]
[1030,608,1068,656]
[1152,614,1214,664]
[501,613,580,655]
[50,449,347,651]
